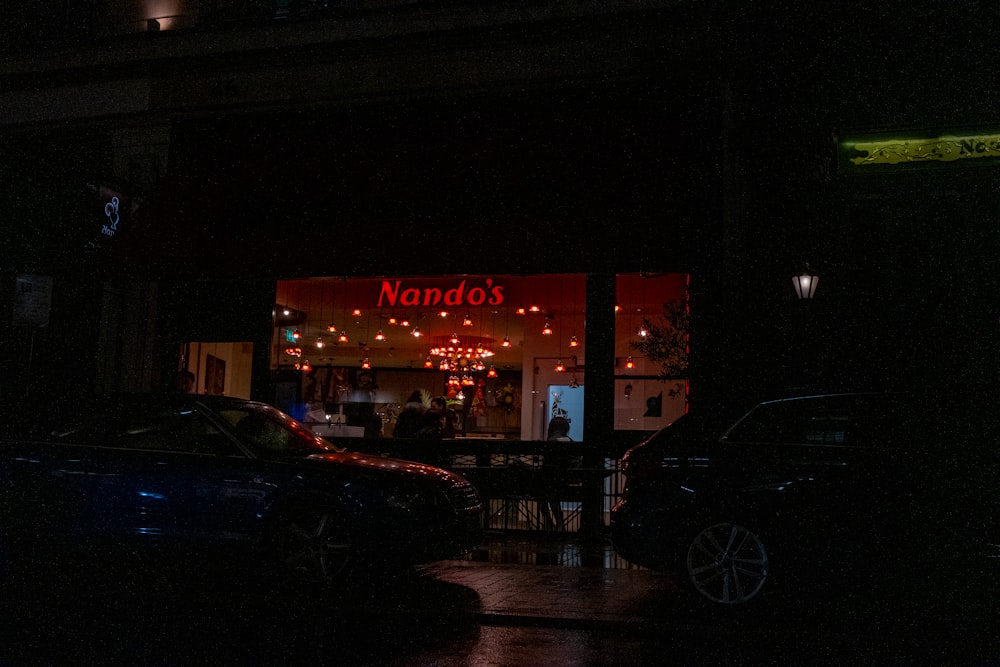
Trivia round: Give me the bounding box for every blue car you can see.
[0,394,483,583]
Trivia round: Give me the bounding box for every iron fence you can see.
[351,440,634,536]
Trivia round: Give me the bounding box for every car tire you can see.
[272,502,355,584]
[684,522,769,607]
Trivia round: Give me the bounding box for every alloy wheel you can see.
[279,507,352,582]
[686,522,769,605]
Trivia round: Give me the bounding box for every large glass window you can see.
[272,274,586,441]
[614,273,690,432]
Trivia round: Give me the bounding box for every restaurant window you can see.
[614,273,689,432]
[177,342,254,399]
[271,274,586,441]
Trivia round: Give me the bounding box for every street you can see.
[2,547,997,666]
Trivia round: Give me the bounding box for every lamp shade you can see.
[792,273,819,300]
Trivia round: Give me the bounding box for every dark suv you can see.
[611,392,999,609]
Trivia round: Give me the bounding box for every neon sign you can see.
[102,196,120,237]
[377,279,505,308]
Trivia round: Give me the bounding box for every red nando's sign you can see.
[377,279,505,308]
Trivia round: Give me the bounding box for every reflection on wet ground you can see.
[463,531,638,569]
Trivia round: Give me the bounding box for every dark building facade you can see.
[1,1,998,462]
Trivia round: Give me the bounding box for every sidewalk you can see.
[416,559,679,631]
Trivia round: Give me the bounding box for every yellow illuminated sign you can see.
[846,134,1000,166]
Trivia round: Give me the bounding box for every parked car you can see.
[611,392,1000,610]
[0,394,483,583]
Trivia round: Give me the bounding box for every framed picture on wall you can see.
[206,354,226,395]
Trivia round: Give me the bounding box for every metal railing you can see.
[350,439,631,536]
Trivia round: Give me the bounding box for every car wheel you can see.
[686,522,769,605]
[275,504,354,583]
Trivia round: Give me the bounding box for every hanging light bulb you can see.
[339,331,349,343]
[625,355,635,369]
[450,332,461,344]
[462,313,473,327]
[516,307,526,315]
[569,335,579,347]
[327,323,338,333]
[352,308,362,317]
[502,336,512,348]
[300,360,313,372]
[439,309,449,318]
[400,319,410,327]
[291,328,302,340]
[361,357,371,369]
[488,366,498,378]
[638,324,648,337]
[374,330,386,341]
[388,316,397,325]
[424,356,434,369]
[542,321,553,336]
[315,336,325,349]
[554,359,565,372]
[529,305,541,313]
[439,359,449,371]
[456,390,466,400]
[411,326,422,338]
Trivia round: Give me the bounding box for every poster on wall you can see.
[206,354,226,395]
[13,274,53,328]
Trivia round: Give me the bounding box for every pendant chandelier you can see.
[428,335,495,372]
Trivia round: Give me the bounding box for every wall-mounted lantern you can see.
[792,271,819,300]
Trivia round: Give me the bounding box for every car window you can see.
[32,401,243,456]
[113,408,240,455]
[722,395,888,446]
[215,404,334,458]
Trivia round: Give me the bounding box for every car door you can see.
[721,395,880,559]
[89,403,261,543]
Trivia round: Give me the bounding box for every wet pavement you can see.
[2,533,998,665]
[422,532,677,631]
